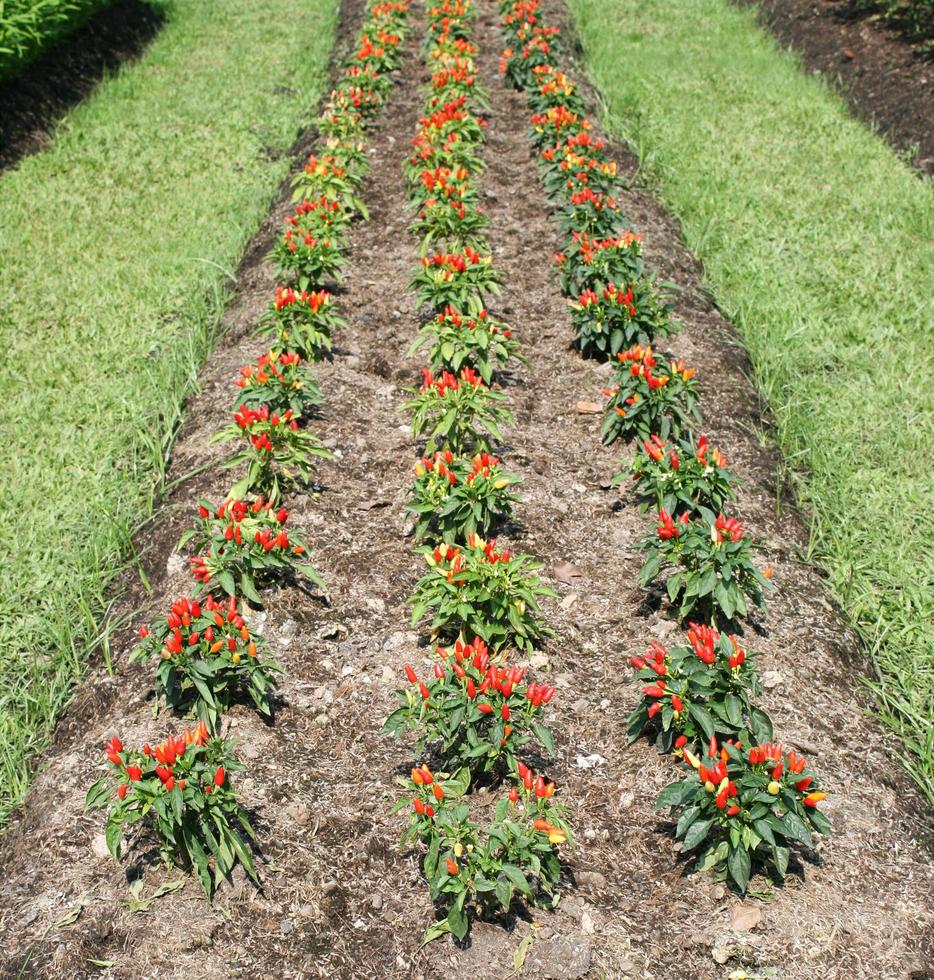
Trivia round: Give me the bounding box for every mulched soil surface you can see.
[0,0,165,174]
[0,0,932,977]
[737,0,934,176]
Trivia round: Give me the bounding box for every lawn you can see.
[567,0,934,800]
[0,0,338,820]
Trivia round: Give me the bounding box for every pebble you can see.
[523,937,592,979]
[165,551,186,577]
[575,871,606,892]
[91,834,111,861]
[761,670,783,690]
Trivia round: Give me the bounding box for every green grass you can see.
[0,0,338,820]
[567,0,934,801]
[0,0,113,81]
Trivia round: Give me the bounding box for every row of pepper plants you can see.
[380,0,574,943]
[83,1,413,898]
[498,0,832,894]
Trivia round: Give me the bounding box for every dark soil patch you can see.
[0,0,932,977]
[0,0,165,173]
[736,0,934,175]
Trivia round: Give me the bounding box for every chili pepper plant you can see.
[214,405,332,503]
[601,345,700,444]
[384,636,555,776]
[623,433,738,517]
[85,725,259,898]
[627,624,772,753]
[410,248,502,315]
[290,153,368,217]
[408,449,521,543]
[235,350,323,415]
[183,497,325,602]
[132,595,280,725]
[657,736,831,893]
[408,306,522,384]
[409,535,556,653]
[395,761,571,941]
[256,287,344,363]
[555,229,644,296]
[403,366,513,455]
[639,510,773,625]
[571,278,676,360]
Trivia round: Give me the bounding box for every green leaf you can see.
[421,919,453,947]
[446,900,469,940]
[724,694,743,728]
[676,805,701,838]
[239,572,263,605]
[688,702,715,739]
[728,845,751,893]
[809,808,832,836]
[495,877,513,910]
[84,779,111,810]
[444,767,471,799]
[655,779,696,809]
[682,817,712,851]
[532,722,555,755]
[501,864,532,896]
[105,817,123,861]
[294,562,326,590]
[781,811,813,847]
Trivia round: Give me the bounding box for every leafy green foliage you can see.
[408,306,522,384]
[601,344,700,444]
[0,0,112,82]
[395,762,571,941]
[85,727,260,899]
[408,450,521,544]
[656,736,831,893]
[213,405,332,503]
[403,366,513,455]
[639,509,772,625]
[627,626,772,753]
[182,497,325,602]
[622,432,737,516]
[408,536,556,653]
[384,636,555,776]
[571,277,676,360]
[131,595,279,725]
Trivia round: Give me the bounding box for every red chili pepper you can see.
[214,766,225,788]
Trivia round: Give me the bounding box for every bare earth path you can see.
[0,1,931,977]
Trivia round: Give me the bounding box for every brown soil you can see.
[0,0,932,977]
[736,0,934,175]
[0,0,165,174]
